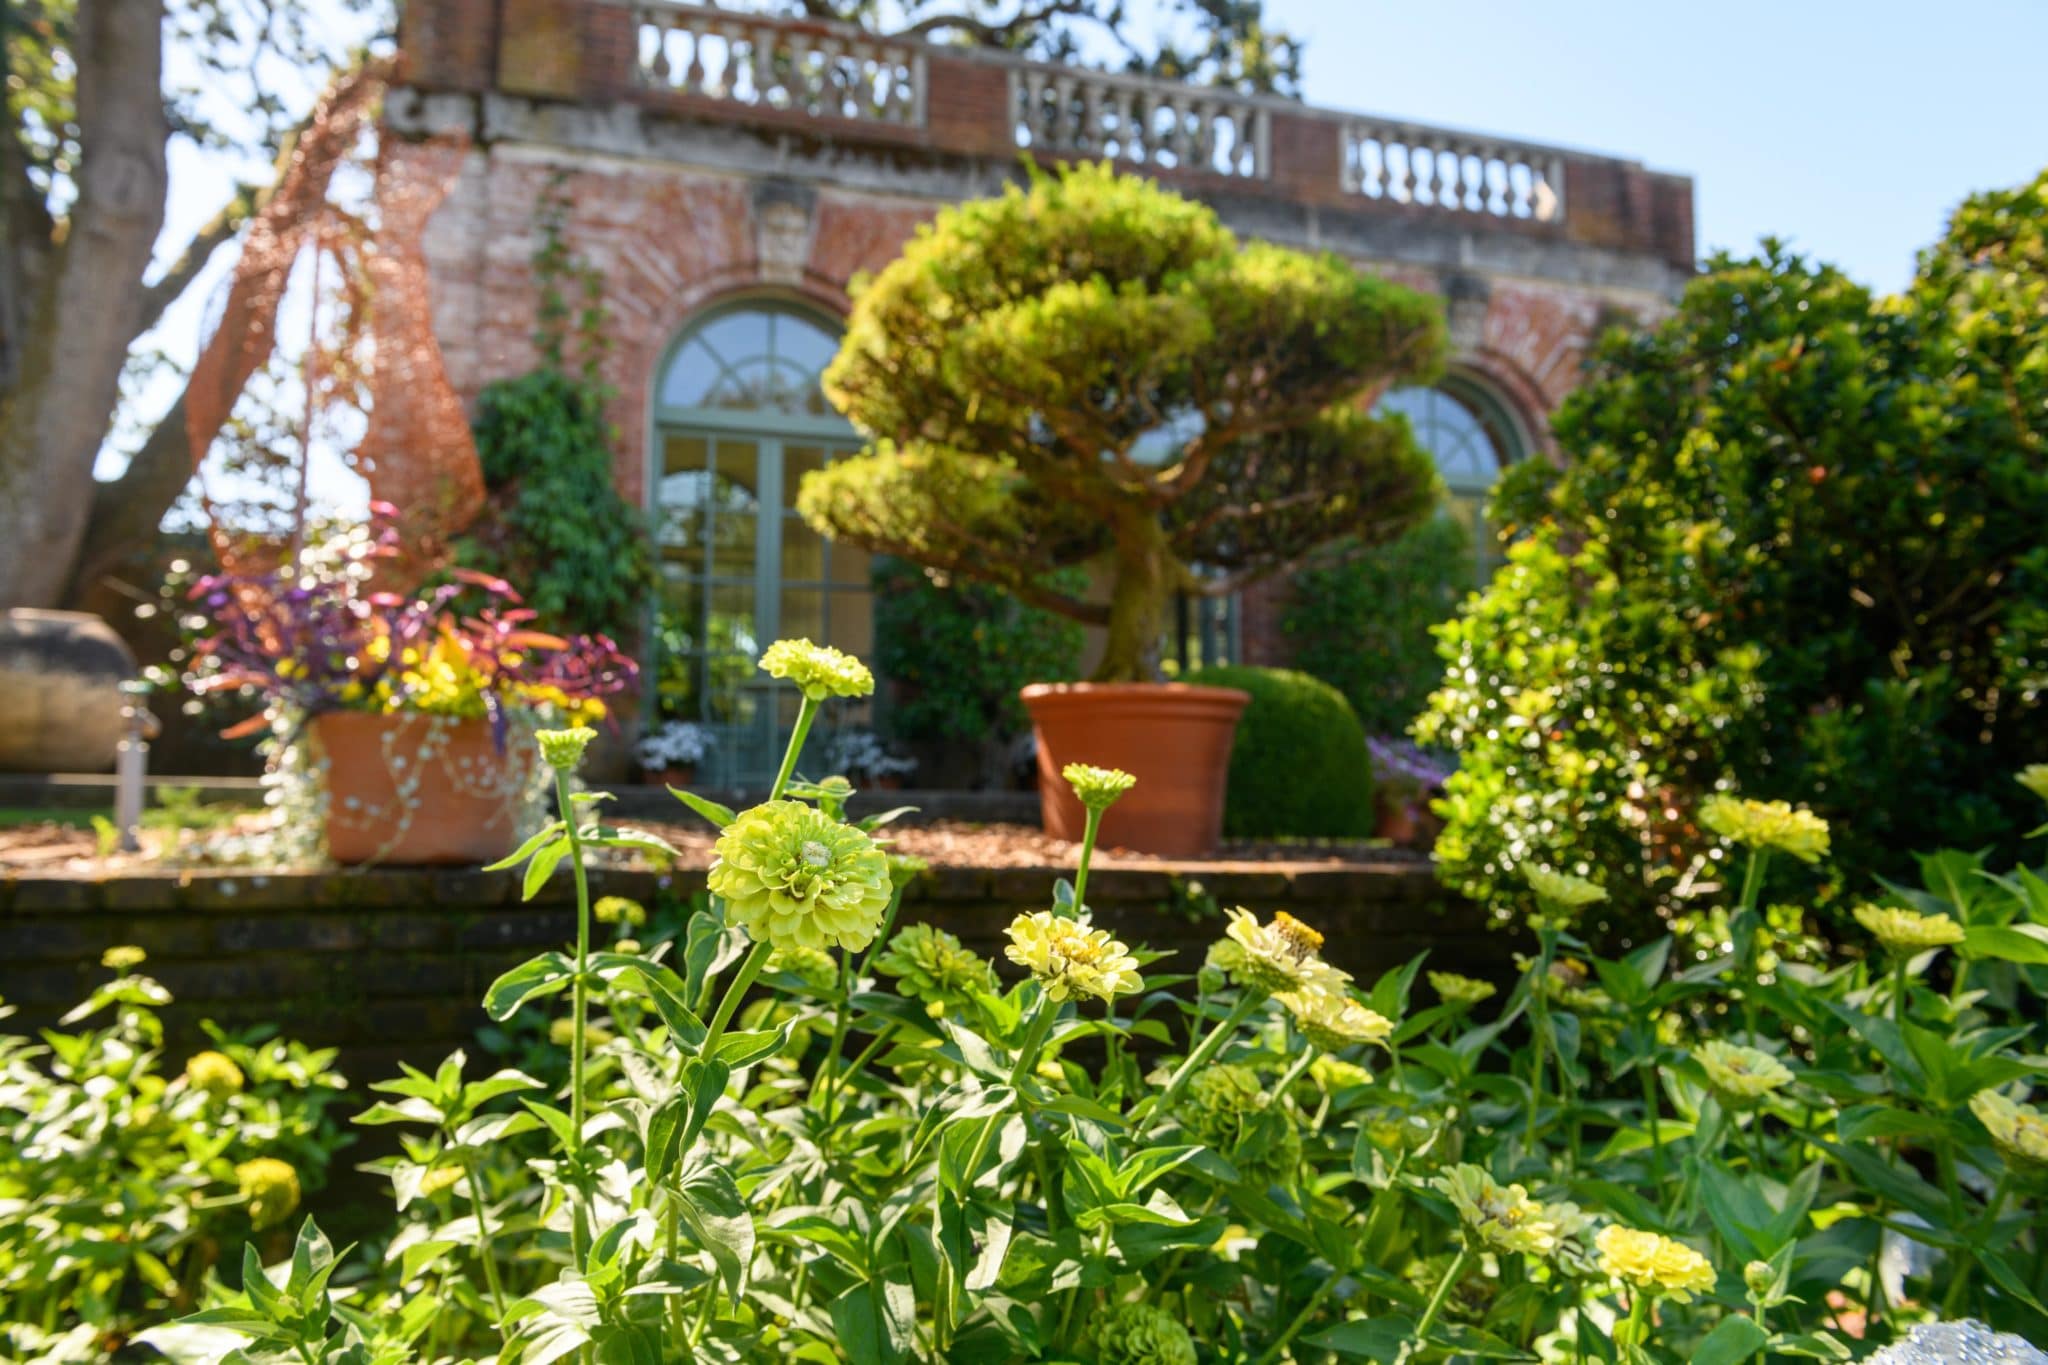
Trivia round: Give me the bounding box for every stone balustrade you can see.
[636,3,925,127]
[1011,66,1269,180]
[1341,118,1566,222]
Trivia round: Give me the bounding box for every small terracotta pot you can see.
[1021,681,1250,859]
[313,711,535,865]
[650,765,697,789]
[1376,800,1421,846]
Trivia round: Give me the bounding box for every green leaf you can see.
[1965,923,2048,964]
[829,1276,914,1365]
[482,821,566,872]
[1302,1315,1415,1361]
[670,786,738,829]
[710,1020,794,1068]
[484,952,577,1021]
[675,1159,754,1299]
[584,826,684,860]
[1691,1315,1769,1365]
[522,838,569,900]
[857,805,919,832]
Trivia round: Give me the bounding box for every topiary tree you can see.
[1419,167,2048,931]
[1182,665,1374,839]
[798,162,1448,682]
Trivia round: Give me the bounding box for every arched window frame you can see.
[1377,370,1531,579]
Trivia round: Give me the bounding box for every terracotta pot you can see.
[1375,799,1421,846]
[312,711,536,865]
[1021,681,1250,859]
[650,765,697,789]
[0,609,138,773]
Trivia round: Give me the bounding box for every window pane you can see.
[783,445,825,508]
[707,440,759,580]
[828,588,873,661]
[781,587,825,644]
[781,518,825,582]
[827,540,869,589]
[707,583,758,658]
[657,435,711,558]
[658,339,724,407]
[696,310,771,365]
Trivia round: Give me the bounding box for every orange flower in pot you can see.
[795,164,1448,857]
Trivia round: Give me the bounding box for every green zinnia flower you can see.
[1525,865,1607,914]
[1694,1039,1794,1104]
[1092,1301,1197,1365]
[768,944,840,992]
[1176,1063,1300,1189]
[1699,794,1830,864]
[536,725,595,772]
[874,923,996,1016]
[593,895,646,927]
[1063,763,1137,813]
[1433,1163,1576,1257]
[709,800,893,952]
[1428,970,1497,1008]
[101,945,147,971]
[757,638,874,700]
[1854,903,1965,957]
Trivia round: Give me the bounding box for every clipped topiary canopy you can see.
[798,161,1449,682]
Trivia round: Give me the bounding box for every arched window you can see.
[1375,376,1526,577]
[650,300,868,786]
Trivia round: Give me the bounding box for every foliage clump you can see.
[1183,665,1374,838]
[871,556,1084,748]
[1283,517,1474,736]
[800,161,1447,681]
[1421,168,2048,929]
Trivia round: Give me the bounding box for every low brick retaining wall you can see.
[0,857,1510,1077]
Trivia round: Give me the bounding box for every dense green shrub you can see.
[1421,168,2048,930]
[0,957,347,1357]
[454,370,655,643]
[1184,664,1374,838]
[1282,516,1474,736]
[871,557,1085,745]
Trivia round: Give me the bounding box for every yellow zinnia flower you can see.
[757,638,874,700]
[184,1050,246,1099]
[1004,911,1142,1003]
[1206,908,1351,998]
[536,726,596,773]
[1694,1040,1794,1104]
[1970,1090,2048,1168]
[1433,1164,1572,1257]
[236,1158,302,1230]
[1853,903,1964,956]
[101,945,147,971]
[1596,1225,1716,1301]
[1279,989,1393,1051]
[1699,795,1831,864]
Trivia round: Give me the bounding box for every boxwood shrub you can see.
[1184,664,1374,839]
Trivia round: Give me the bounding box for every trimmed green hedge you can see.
[1183,666,1374,839]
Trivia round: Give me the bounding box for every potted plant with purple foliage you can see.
[1368,736,1453,847]
[185,506,634,865]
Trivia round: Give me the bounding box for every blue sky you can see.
[1265,0,2046,291]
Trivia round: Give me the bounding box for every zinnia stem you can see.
[702,939,774,1060]
[768,696,819,802]
[556,766,593,1269]
[1071,806,1104,911]
[461,1152,508,1325]
[1142,991,1261,1138]
[1412,1246,1470,1344]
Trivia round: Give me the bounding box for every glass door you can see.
[655,428,870,788]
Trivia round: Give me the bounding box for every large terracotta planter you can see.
[311,711,535,865]
[0,609,138,773]
[1021,682,1250,859]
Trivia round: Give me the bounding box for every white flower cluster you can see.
[824,728,917,781]
[638,720,718,768]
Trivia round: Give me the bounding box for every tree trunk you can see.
[1092,506,1174,683]
[0,0,168,609]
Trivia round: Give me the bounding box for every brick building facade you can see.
[389,0,1694,785]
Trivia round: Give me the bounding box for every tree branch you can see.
[64,388,193,604]
[889,0,1100,45]
[132,182,258,341]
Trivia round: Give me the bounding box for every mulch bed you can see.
[2,816,1424,877]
